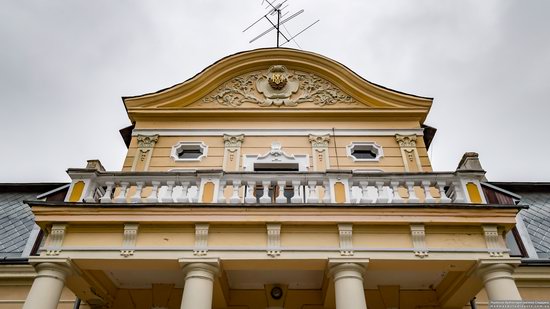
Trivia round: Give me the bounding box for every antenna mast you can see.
[243,0,319,48]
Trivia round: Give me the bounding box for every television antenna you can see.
[243,0,320,48]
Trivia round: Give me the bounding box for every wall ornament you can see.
[203,65,357,107]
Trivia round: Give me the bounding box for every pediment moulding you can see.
[123,48,433,121]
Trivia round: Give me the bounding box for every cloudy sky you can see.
[1,0,549,182]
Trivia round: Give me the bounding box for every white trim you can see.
[346,142,384,162]
[170,141,208,162]
[40,245,508,253]
[515,213,539,259]
[21,224,41,258]
[36,184,70,199]
[133,128,424,137]
[243,142,310,171]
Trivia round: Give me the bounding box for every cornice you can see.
[123,48,433,122]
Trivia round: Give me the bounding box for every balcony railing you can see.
[64,169,487,205]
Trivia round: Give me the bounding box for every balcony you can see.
[64,168,488,205]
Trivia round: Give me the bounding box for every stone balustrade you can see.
[64,169,486,205]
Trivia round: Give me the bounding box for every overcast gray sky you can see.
[1,0,549,182]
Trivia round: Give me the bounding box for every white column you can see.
[180,263,218,309]
[330,263,367,309]
[23,262,71,309]
[478,263,522,301]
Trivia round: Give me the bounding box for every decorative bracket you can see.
[267,223,281,257]
[482,225,504,257]
[46,223,67,256]
[194,223,209,256]
[121,223,139,257]
[410,224,428,258]
[338,223,354,256]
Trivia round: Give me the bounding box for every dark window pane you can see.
[352,148,377,159]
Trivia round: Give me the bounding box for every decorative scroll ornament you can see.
[223,134,245,148]
[203,65,357,107]
[395,134,417,148]
[309,134,331,148]
[137,134,159,148]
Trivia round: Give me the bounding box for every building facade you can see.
[10,48,550,309]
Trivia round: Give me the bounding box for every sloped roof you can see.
[0,184,66,259]
[492,183,550,258]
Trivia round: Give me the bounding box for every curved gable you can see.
[123,48,433,122]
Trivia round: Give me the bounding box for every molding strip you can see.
[132,128,424,137]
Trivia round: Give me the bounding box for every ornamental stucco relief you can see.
[202,65,357,107]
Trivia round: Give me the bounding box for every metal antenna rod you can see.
[244,0,319,48]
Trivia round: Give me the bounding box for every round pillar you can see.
[330,263,367,309]
[23,262,71,309]
[479,263,521,301]
[180,263,218,309]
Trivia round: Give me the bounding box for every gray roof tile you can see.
[0,191,41,257]
[517,192,550,256]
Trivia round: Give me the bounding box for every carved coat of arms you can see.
[203,65,356,107]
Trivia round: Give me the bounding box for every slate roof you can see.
[492,183,550,259]
[518,192,550,258]
[0,184,66,259]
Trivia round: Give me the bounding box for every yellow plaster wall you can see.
[123,134,431,172]
[281,225,339,248]
[63,225,124,247]
[353,226,412,249]
[208,225,267,247]
[135,225,195,247]
[0,282,88,309]
[425,226,487,249]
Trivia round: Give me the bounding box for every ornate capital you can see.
[309,134,331,148]
[395,134,417,148]
[137,134,159,148]
[223,134,245,148]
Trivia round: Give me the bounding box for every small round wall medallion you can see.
[270,286,283,299]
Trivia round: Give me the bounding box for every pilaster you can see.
[223,134,244,171]
[395,134,423,172]
[309,134,331,171]
[131,134,159,171]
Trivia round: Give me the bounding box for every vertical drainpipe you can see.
[73,297,81,309]
[469,297,477,309]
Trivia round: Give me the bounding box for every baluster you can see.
[307,181,319,203]
[376,181,389,203]
[230,180,241,204]
[290,180,302,203]
[130,182,144,203]
[113,182,129,203]
[451,181,466,203]
[160,181,175,203]
[359,181,374,203]
[422,180,436,203]
[322,180,331,203]
[175,181,190,203]
[275,180,287,204]
[245,181,256,203]
[437,181,452,203]
[100,182,114,203]
[390,181,403,203]
[259,181,271,203]
[145,181,160,203]
[218,180,227,203]
[83,183,97,203]
[406,181,420,203]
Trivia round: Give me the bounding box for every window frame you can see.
[170,141,208,162]
[346,142,384,162]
